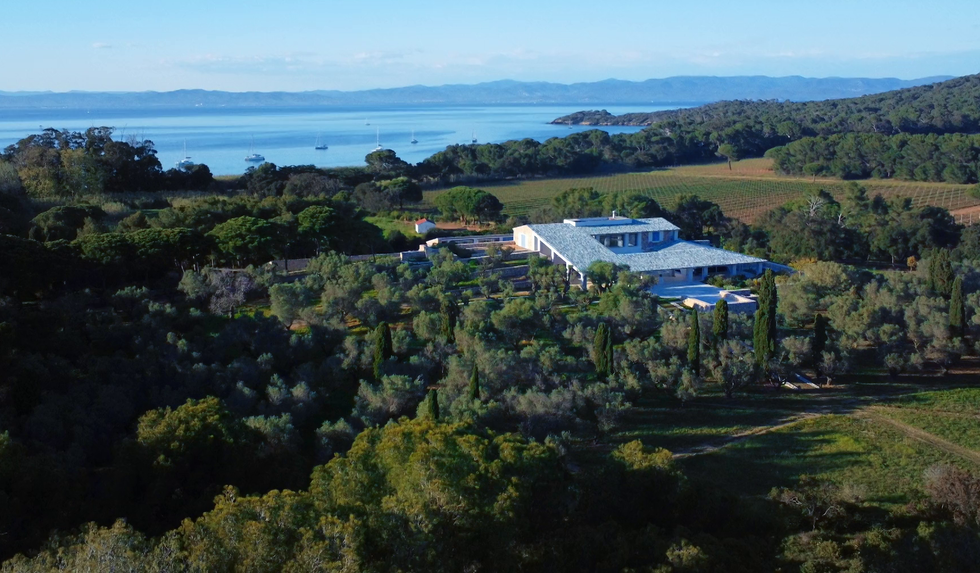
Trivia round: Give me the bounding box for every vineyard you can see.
[424,159,980,225]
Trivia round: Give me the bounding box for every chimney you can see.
[611,210,617,219]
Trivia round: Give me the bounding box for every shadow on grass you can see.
[678,423,860,498]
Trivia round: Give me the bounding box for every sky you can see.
[2,0,978,92]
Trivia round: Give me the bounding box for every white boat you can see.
[245,136,265,162]
[315,133,328,150]
[471,130,477,144]
[175,141,194,169]
[372,127,383,151]
[410,130,418,144]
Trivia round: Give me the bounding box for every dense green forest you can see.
[767,132,980,183]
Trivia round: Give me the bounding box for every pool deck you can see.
[650,282,757,312]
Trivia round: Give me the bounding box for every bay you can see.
[0,104,677,176]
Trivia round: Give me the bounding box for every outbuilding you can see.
[414,218,437,234]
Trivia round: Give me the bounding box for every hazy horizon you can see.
[2,0,977,92]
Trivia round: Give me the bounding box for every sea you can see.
[0,104,679,176]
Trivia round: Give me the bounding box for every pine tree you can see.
[712,299,729,341]
[687,308,701,375]
[950,275,965,338]
[373,322,393,380]
[441,300,458,344]
[469,362,480,402]
[427,389,440,421]
[593,323,609,376]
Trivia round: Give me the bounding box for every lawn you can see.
[424,158,980,225]
[364,216,423,238]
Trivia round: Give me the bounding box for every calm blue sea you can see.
[0,104,678,176]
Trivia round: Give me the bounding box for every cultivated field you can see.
[425,159,980,224]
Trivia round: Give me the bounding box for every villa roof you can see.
[415,218,433,225]
[523,217,766,273]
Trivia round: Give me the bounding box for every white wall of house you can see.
[415,221,436,234]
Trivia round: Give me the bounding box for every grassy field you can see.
[678,413,970,505]
[364,216,423,238]
[872,388,980,451]
[424,159,980,224]
[594,383,980,508]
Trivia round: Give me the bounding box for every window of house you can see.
[627,233,637,247]
[651,231,660,242]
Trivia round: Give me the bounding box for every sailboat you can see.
[372,127,383,152]
[244,136,265,162]
[410,130,418,144]
[314,133,328,150]
[175,141,194,169]
[471,130,478,144]
[365,118,370,126]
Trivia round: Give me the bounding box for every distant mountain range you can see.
[0,76,954,110]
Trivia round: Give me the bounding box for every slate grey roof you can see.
[524,218,766,273]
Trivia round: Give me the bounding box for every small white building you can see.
[513,215,771,305]
[414,218,437,234]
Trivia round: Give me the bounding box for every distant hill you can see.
[0,76,952,110]
[552,73,980,136]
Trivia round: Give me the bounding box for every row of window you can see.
[594,230,670,249]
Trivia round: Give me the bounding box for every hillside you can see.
[0,75,950,109]
[553,73,980,137]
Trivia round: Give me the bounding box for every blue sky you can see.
[3,0,978,92]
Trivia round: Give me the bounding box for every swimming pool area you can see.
[650,283,757,312]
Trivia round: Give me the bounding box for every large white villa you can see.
[513,215,771,304]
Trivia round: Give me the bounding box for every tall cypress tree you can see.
[950,275,965,338]
[469,362,480,401]
[687,308,701,375]
[593,323,609,376]
[441,300,458,344]
[931,249,954,297]
[813,314,829,365]
[427,389,440,421]
[373,322,393,380]
[712,299,729,341]
[753,270,778,365]
[764,269,778,353]
[605,325,615,375]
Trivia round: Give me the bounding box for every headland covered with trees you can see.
[3,74,980,571]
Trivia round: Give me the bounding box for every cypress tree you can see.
[813,314,829,370]
[931,249,954,297]
[712,299,729,341]
[593,323,609,376]
[373,322,393,380]
[605,325,615,375]
[753,306,768,365]
[687,308,701,375]
[950,275,965,338]
[427,389,440,421]
[441,300,458,344]
[469,362,480,401]
[813,314,828,358]
[754,271,776,365]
